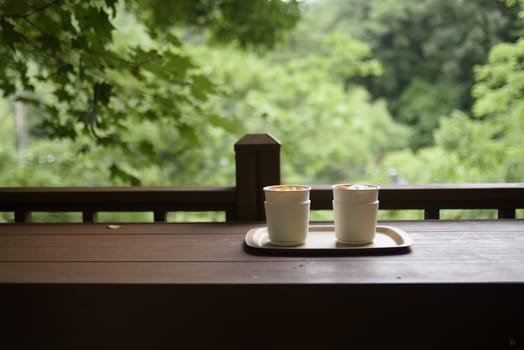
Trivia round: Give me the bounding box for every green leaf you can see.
[89,7,114,40]
[54,86,72,102]
[35,13,63,35]
[14,95,41,106]
[38,33,61,52]
[138,140,156,159]
[109,163,141,186]
[190,73,215,101]
[94,82,113,106]
[104,0,118,13]
[0,18,23,48]
[208,113,238,133]
[178,123,200,146]
[0,80,16,96]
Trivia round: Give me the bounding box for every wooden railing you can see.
[1,133,523,223]
[310,183,523,220]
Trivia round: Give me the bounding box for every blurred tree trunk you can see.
[14,99,27,154]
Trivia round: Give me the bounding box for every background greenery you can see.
[1,0,523,221]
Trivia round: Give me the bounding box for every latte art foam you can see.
[336,184,378,190]
[271,185,309,191]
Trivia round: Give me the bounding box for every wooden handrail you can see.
[2,183,522,222]
[0,133,523,222]
[1,187,236,223]
[310,184,524,219]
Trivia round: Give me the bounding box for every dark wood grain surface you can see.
[1,220,523,284]
[1,221,523,349]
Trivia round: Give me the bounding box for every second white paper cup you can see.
[264,201,310,246]
[333,200,378,244]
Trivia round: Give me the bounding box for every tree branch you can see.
[2,0,63,19]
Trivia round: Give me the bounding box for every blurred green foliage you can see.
[315,0,523,149]
[0,0,523,222]
[380,1,524,191]
[0,0,301,182]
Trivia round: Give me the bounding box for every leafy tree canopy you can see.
[309,0,523,149]
[0,0,301,181]
[379,0,524,192]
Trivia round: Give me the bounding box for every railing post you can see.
[234,134,281,221]
[15,211,31,223]
[154,210,168,223]
[498,208,516,219]
[83,211,99,223]
[424,208,440,220]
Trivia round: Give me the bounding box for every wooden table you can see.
[1,220,523,349]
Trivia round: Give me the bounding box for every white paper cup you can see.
[333,200,378,244]
[264,201,310,246]
[264,185,311,204]
[332,183,379,243]
[332,183,380,245]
